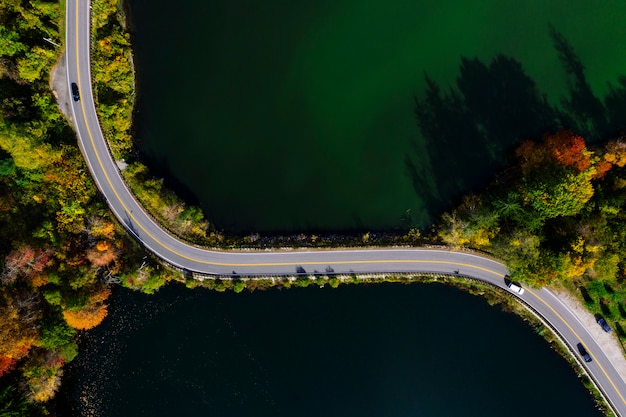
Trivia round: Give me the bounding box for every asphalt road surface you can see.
[65,0,626,414]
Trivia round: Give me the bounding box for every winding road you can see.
[65,0,626,414]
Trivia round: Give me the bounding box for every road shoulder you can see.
[556,290,626,381]
[50,52,73,123]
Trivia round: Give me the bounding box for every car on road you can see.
[505,277,524,295]
[577,343,592,363]
[597,317,612,333]
[71,82,80,101]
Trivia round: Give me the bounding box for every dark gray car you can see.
[577,343,592,363]
[71,82,80,101]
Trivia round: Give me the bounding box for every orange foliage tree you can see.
[594,160,613,179]
[0,355,17,376]
[86,241,118,267]
[96,241,111,251]
[516,130,595,173]
[63,304,108,330]
[89,287,112,304]
[62,288,112,330]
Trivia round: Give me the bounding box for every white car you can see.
[507,281,525,295]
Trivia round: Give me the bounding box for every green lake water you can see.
[128,0,626,233]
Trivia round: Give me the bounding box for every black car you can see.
[577,343,592,363]
[597,317,612,333]
[71,82,80,101]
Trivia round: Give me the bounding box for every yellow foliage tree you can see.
[438,212,471,248]
[30,274,48,287]
[560,253,596,280]
[25,367,63,402]
[0,290,39,360]
[56,201,87,234]
[88,216,116,239]
[0,120,60,170]
[91,0,118,31]
[604,139,626,167]
[16,46,55,82]
[44,151,96,206]
[439,203,498,249]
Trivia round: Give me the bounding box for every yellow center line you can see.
[526,288,626,405]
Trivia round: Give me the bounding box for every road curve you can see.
[65,0,626,414]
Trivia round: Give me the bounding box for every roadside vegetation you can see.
[91,0,134,159]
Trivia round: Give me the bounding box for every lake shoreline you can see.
[56,279,608,417]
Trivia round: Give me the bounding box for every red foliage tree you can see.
[2,246,36,284]
[0,355,17,376]
[2,246,53,284]
[545,130,591,172]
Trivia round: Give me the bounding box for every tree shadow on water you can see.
[136,152,203,209]
[407,25,626,219]
[408,53,563,215]
[547,24,626,141]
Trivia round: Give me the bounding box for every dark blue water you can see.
[58,283,602,416]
